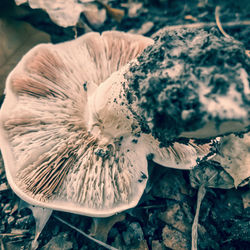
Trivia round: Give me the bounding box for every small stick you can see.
[53,215,118,250]
[191,184,206,250]
[215,6,232,38]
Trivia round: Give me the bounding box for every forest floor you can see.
[0,0,250,249]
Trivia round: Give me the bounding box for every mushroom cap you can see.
[0,31,210,217]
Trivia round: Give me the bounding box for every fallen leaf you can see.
[0,18,50,95]
[212,133,250,187]
[16,0,101,27]
[189,160,234,189]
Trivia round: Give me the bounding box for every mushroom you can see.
[0,30,211,217]
[0,28,248,217]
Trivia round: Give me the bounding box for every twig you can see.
[53,215,118,250]
[215,6,232,38]
[191,184,206,250]
[152,20,250,37]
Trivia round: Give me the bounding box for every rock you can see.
[40,232,73,250]
[162,224,190,250]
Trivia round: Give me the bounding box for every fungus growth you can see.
[0,29,249,217]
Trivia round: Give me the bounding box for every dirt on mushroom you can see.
[125,27,250,146]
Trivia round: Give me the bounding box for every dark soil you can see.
[0,0,250,249]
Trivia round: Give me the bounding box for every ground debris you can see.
[151,168,192,200]
[158,202,192,234]
[40,232,73,250]
[162,224,190,250]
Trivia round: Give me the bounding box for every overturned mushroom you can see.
[0,29,248,217]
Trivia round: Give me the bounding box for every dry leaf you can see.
[189,160,234,189]
[16,0,99,27]
[213,133,250,187]
[0,18,50,95]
